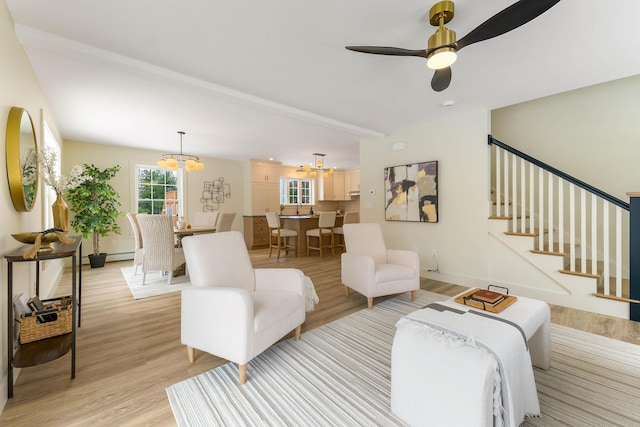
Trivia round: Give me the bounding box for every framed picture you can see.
[384,160,438,222]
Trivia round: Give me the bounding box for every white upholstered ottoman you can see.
[391,292,550,427]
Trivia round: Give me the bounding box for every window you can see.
[42,121,60,229]
[280,178,313,205]
[136,166,181,218]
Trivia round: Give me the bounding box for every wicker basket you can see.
[19,296,73,344]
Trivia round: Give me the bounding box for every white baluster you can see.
[504,150,509,223]
[496,147,501,217]
[591,195,597,275]
[529,164,534,235]
[538,167,544,251]
[616,206,622,298]
[569,184,576,271]
[603,202,610,296]
[558,178,564,255]
[548,172,554,252]
[580,189,587,273]
[520,158,526,233]
[512,154,517,227]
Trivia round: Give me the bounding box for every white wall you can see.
[0,0,65,411]
[62,140,245,260]
[359,108,491,287]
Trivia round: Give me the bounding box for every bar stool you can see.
[333,211,359,253]
[265,212,297,259]
[306,211,337,258]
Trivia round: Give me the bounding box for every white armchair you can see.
[181,231,306,384]
[341,223,419,309]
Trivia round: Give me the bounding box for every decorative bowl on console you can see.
[11,230,67,251]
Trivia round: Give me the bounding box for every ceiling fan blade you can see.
[345,46,427,58]
[431,67,452,92]
[456,0,560,51]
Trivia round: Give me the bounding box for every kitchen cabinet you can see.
[321,172,348,200]
[349,170,360,193]
[243,215,270,249]
[246,159,281,215]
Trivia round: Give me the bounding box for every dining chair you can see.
[306,211,337,258]
[137,214,186,285]
[216,212,236,232]
[265,211,297,259]
[126,213,144,274]
[192,211,218,227]
[333,211,359,253]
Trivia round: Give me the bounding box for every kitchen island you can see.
[280,214,343,256]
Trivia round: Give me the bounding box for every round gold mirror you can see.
[6,106,38,212]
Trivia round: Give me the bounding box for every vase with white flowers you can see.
[37,149,88,231]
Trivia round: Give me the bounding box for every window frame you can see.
[41,121,60,230]
[135,165,183,220]
[280,177,314,205]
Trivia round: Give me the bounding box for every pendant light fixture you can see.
[302,153,334,178]
[157,131,204,172]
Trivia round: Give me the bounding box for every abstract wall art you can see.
[384,160,438,222]
[200,177,231,211]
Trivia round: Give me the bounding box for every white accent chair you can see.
[126,212,144,274]
[341,223,419,309]
[181,231,306,384]
[333,211,359,253]
[192,211,218,227]
[137,214,186,285]
[216,212,236,232]
[265,212,297,259]
[306,211,337,258]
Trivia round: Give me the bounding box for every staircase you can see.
[487,136,639,320]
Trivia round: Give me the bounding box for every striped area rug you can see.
[166,290,640,426]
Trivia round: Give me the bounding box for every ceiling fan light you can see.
[427,49,457,70]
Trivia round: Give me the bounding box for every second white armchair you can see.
[341,223,420,309]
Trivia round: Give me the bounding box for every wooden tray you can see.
[454,288,517,313]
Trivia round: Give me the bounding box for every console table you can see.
[4,236,82,398]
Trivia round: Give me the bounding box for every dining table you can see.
[174,225,217,247]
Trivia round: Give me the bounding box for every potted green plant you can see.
[67,164,122,268]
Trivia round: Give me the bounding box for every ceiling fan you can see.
[346,0,561,92]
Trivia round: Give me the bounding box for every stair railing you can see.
[488,136,630,303]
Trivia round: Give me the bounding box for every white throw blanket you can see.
[304,276,319,311]
[399,303,540,427]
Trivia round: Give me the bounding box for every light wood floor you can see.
[1,249,639,426]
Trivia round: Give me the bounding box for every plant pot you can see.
[88,253,107,268]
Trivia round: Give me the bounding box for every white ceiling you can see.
[6,0,640,170]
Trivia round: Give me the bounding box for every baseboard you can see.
[79,252,133,265]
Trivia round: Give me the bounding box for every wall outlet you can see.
[431,249,437,258]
